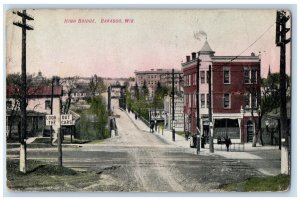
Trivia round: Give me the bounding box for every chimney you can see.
[251,52,255,56]
[191,52,196,60]
[186,56,190,62]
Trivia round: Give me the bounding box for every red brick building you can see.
[182,40,261,143]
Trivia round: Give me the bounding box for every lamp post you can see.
[265,118,271,145]
[257,106,262,146]
[240,106,245,143]
[265,118,279,148]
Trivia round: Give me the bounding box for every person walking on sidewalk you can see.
[150,121,155,133]
[225,137,232,152]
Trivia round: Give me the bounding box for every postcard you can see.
[5,9,292,192]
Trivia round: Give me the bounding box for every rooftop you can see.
[7,85,63,97]
[199,40,215,54]
[135,68,182,74]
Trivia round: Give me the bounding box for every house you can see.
[6,85,63,139]
[181,40,261,144]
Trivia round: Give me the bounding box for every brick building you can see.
[182,40,261,143]
[134,69,183,98]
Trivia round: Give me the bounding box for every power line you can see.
[228,22,276,64]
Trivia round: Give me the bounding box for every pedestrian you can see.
[135,113,137,120]
[225,137,232,152]
[150,121,155,133]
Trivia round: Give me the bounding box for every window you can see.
[223,93,230,109]
[192,73,196,86]
[201,94,205,108]
[206,71,210,84]
[200,71,205,84]
[223,67,230,84]
[206,94,210,108]
[193,93,196,107]
[45,100,51,110]
[244,93,250,108]
[188,94,191,107]
[251,92,257,108]
[251,69,257,83]
[244,68,257,84]
[6,100,12,109]
[244,68,250,83]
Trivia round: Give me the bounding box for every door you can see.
[247,120,254,142]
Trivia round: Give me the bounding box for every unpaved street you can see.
[7,106,275,192]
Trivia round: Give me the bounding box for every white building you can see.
[6,85,63,139]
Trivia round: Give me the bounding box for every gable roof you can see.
[7,85,63,97]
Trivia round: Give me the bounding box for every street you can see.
[6,106,280,192]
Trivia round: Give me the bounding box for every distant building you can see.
[163,95,184,131]
[134,68,183,98]
[181,40,261,143]
[6,85,63,139]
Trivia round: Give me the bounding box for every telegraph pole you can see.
[13,10,34,173]
[50,77,54,145]
[172,69,175,141]
[276,10,290,175]
[196,57,200,154]
[208,65,214,153]
[107,86,111,137]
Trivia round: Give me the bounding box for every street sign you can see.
[61,114,73,125]
[45,115,57,126]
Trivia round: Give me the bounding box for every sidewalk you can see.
[125,109,281,160]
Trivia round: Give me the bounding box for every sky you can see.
[6,9,291,79]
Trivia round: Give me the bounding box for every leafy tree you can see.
[152,81,169,109]
[79,95,109,140]
[246,72,290,147]
[89,74,107,98]
[141,80,149,97]
[62,76,79,114]
[134,82,139,100]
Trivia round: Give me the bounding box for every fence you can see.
[219,143,245,152]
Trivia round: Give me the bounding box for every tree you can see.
[62,76,79,114]
[246,72,290,147]
[153,81,169,109]
[89,74,107,98]
[141,80,149,97]
[134,82,139,100]
[244,70,262,147]
[79,95,109,140]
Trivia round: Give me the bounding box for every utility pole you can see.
[276,10,290,175]
[172,69,175,141]
[196,57,201,154]
[50,77,54,145]
[58,120,62,166]
[13,10,34,173]
[208,65,214,153]
[107,86,111,137]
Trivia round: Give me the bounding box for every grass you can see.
[6,159,101,191]
[88,139,105,144]
[175,131,185,136]
[221,175,290,192]
[62,136,91,144]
